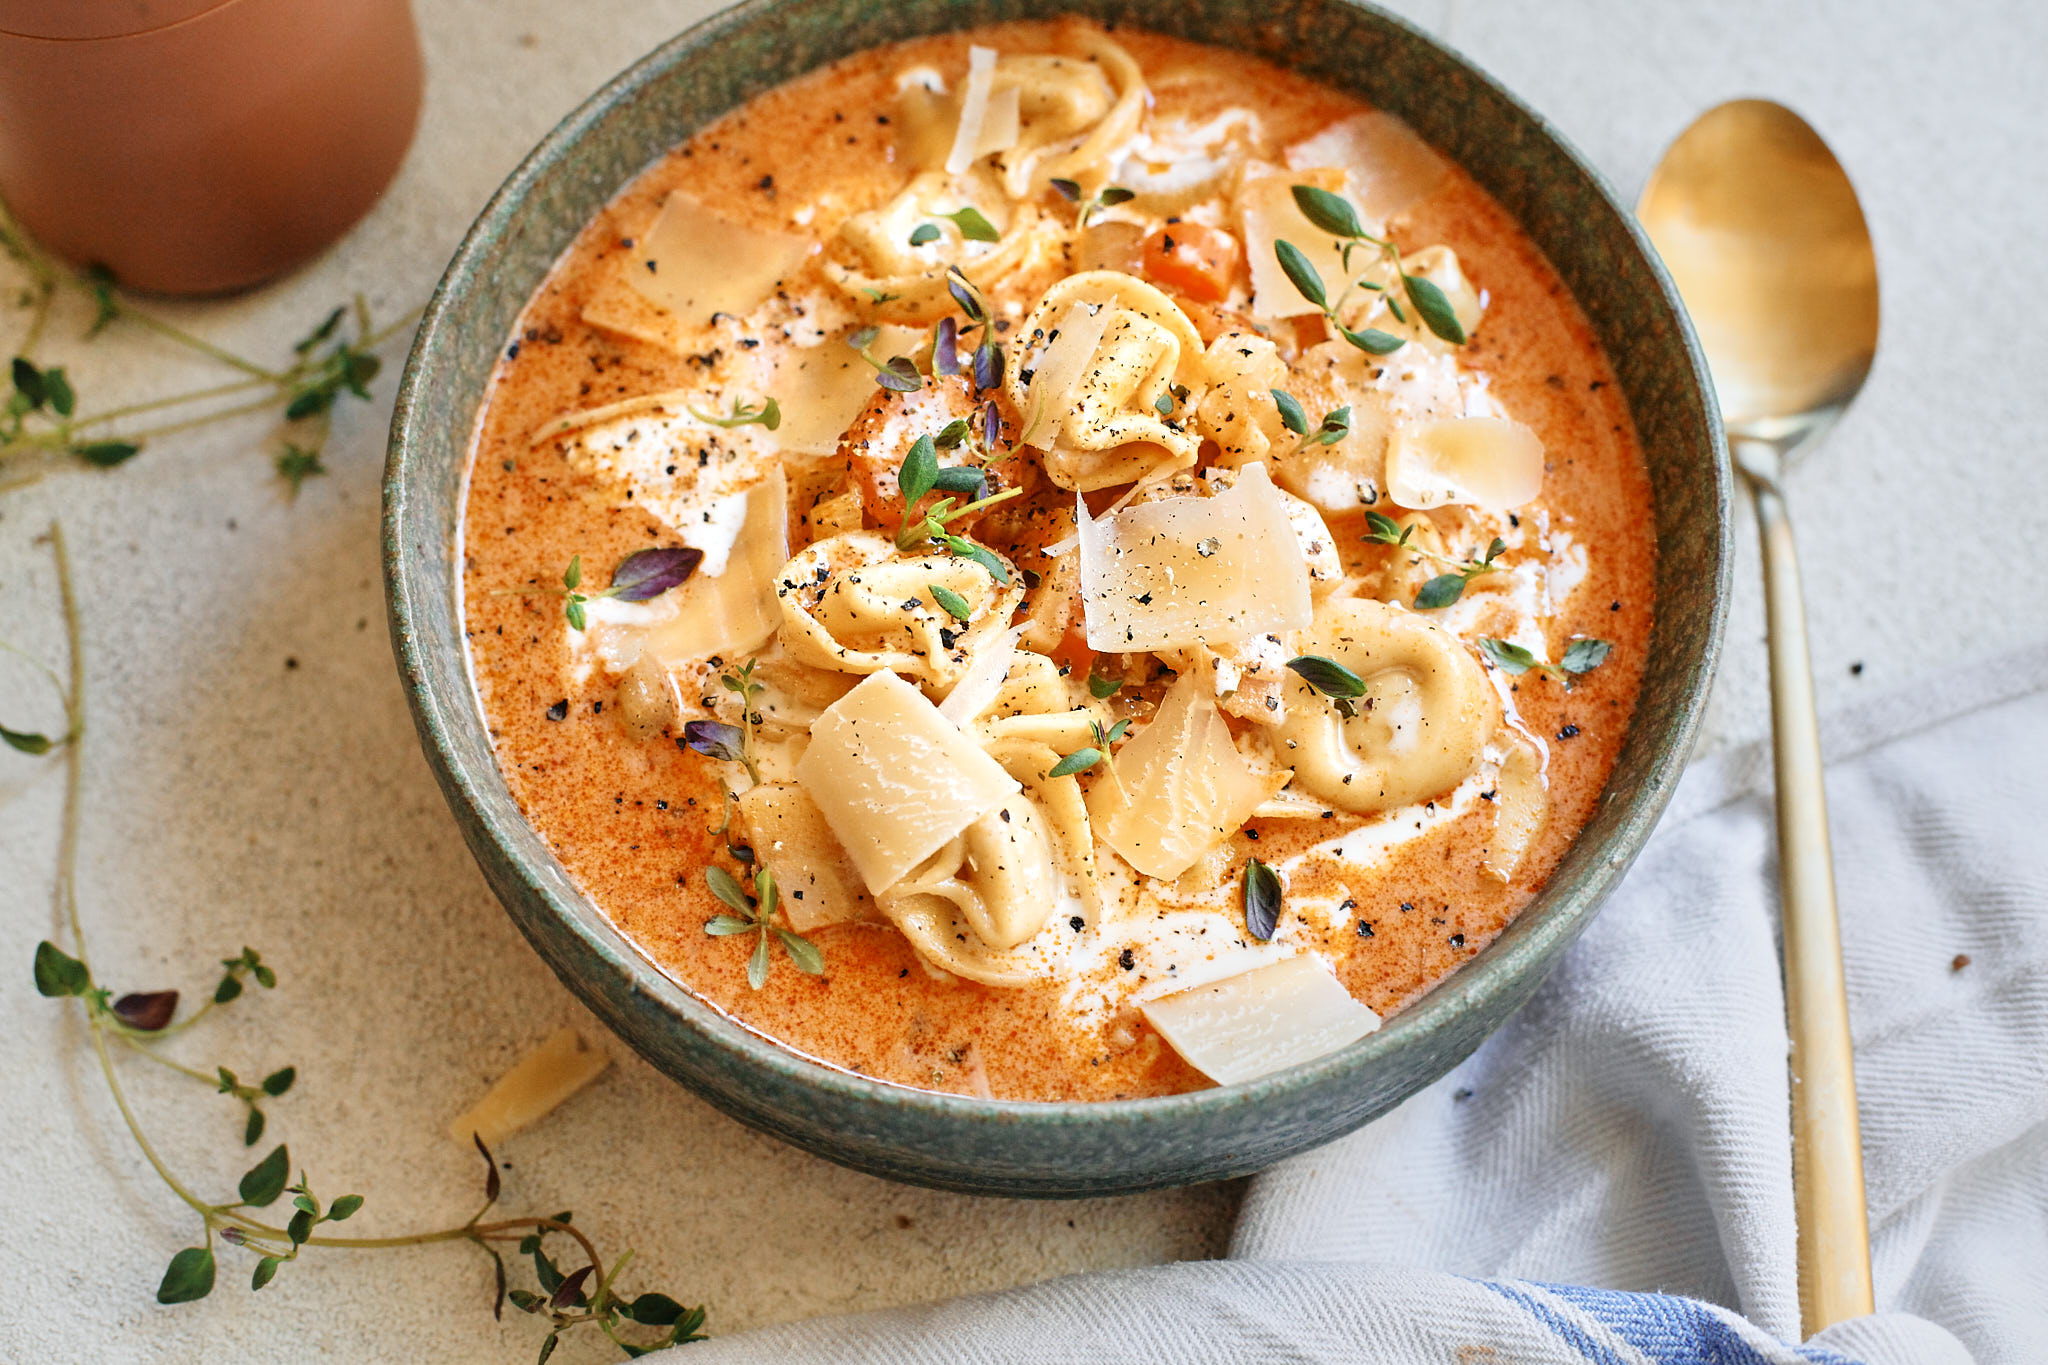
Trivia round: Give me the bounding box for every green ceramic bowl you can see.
[384,0,1728,1196]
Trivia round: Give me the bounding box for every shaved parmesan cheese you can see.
[1285,110,1449,224]
[759,325,924,455]
[1141,954,1380,1086]
[1018,301,1112,448]
[938,625,1023,726]
[593,467,787,672]
[628,192,811,326]
[978,84,1022,159]
[796,670,1021,894]
[944,46,1000,175]
[1078,462,1312,650]
[740,782,876,932]
[1384,417,1545,510]
[1241,166,1361,321]
[448,1028,610,1148]
[1483,735,1548,882]
[1088,673,1284,879]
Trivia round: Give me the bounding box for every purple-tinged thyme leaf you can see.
[932,316,960,376]
[608,547,703,602]
[680,720,746,765]
[111,989,178,1031]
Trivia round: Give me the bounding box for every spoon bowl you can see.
[1639,99,1879,462]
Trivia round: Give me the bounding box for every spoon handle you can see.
[1741,448,1874,1335]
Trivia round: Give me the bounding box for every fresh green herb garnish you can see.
[929,583,974,622]
[1241,857,1282,941]
[704,865,825,990]
[893,432,1021,580]
[1362,510,1508,610]
[1048,718,1131,779]
[909,223,941,246]
[1271,387,1350,455]
[1286,654,1367,718]
[1478,635,1613,686]
[1275,183,1468,356]
[687,395,782,430]
[14,521,706,1356]
[1050,179,1136,227]
[860,286,902,304]
[1086,670,1123,700]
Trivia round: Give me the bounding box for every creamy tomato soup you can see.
[460,19,1655,1101]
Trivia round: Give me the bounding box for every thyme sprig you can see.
[681,658,765,787]
[1479,635,1613,687]
[909,206,1001,246]
[1050,179,1136,227]
[1362,510,1507,609]
[11,522,705,1361]
[504,548,703,632]
[1275,184,1467,357]
[1286,654,1368,719]
[704,865,825,990]
[1271,388,1352,456]
[944,266,1006,393]
[893,432,1021,580]
[1048,717,1131,780]
[847,325,923,394]
[0,214,414,492]
[687,395,781,431]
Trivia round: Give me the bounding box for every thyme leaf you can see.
[1242,857,1282,941]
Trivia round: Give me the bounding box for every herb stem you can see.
[18,276,54,359]
[115,309,280,381]
[113,1033,222,1086]
[120,394,285,442]
[67,376,274,429]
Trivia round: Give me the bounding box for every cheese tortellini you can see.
[777,530,1022,690]
[827,169,1053,320]
[1010,271,1208,490]
[1276,598,1500,813]
[985,27,1147,197]
[876,739,1100,986]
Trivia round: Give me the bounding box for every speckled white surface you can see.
[0,1,2042,1360]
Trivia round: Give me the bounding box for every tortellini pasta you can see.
[777,530,1022,691]
[1009,271,1209,490]
[827,169,1053,320]
[876,738,1100,987]
[985,28,1147,198]
[1275,598,1500,813]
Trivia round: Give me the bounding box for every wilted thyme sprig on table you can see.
[11,523,706,1362]
[0,204,415,494]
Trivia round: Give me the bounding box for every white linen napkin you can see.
[678,645,2048,1364]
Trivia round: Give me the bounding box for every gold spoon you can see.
[1639,100,1881,1336]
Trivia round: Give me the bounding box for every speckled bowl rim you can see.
[385,0,1728,1192]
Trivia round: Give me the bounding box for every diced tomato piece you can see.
[1138,223,1241,303]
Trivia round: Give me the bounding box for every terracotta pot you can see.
[0,0,423,295]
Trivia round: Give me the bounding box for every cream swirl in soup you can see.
[460,20,1655,1101]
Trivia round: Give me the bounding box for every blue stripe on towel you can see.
[1478,1279,1638,1364]
[1535,1281,1867,1365]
